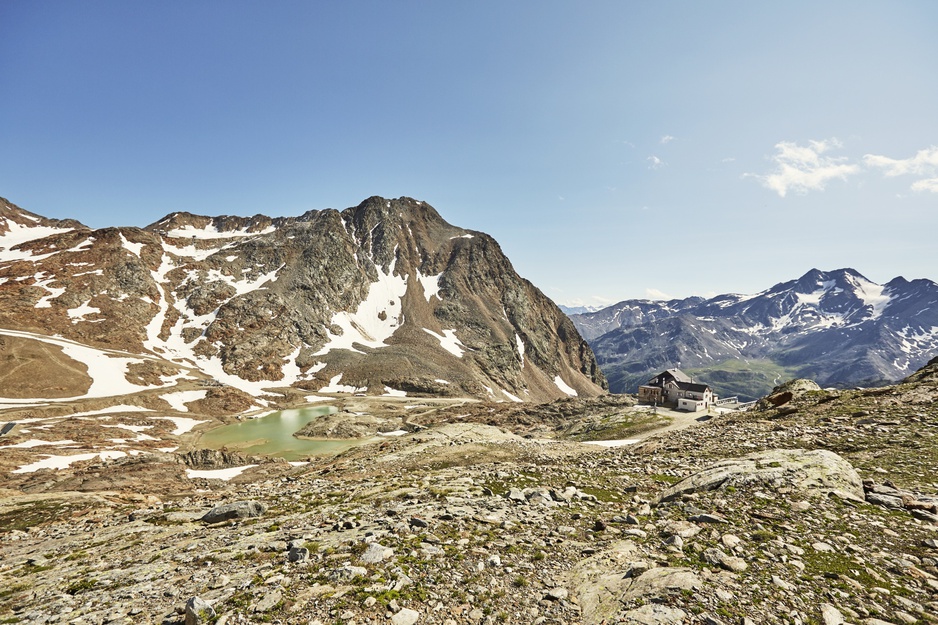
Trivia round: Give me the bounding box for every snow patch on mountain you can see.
[423,329,465,358]
[554,376,577,397]
[0,439,77,449]
[417,270,442,302]
[153,416,207,436]
[160,390,209,412]
[119,233,144,256]
[68,300,102,322]
[319,373,366,394]
[186,465,258,480]
[165,223,275,239]
[12,451,127,474]
[316,261,408,355]
[852,278,892,319]
[206,264,283,296]
[0,218,74,262]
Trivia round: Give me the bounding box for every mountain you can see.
[557,304,607,316]
[0,195,606,405]
[569,268,938,400]
[567,296,705,341]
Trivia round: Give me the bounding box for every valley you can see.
[1,195,937,625]
[2,360,937,624]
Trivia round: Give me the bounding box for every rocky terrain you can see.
[569,268,938,399]
[2,355,937,624]
[0,195,605,405]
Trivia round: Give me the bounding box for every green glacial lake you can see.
[199,405,364,461]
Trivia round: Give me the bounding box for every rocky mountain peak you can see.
[145,210,282,238]
[1,194,605,405]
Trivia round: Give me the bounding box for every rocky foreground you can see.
[2,361,938,624]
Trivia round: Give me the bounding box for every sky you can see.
[2,1,937,308]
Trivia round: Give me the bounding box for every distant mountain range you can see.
[568,268,938,401]
[557,304,606,316]
[0,195,606,406]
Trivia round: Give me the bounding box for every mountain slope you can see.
[0,195,606,404]
[571,268,938,399]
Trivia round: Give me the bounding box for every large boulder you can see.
[184,596,215,625]
[200,500,267,524]
[658,448,864,503]
[756,378,822,409]
[567,540,701,625]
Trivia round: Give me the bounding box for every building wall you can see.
[638,386,663,403]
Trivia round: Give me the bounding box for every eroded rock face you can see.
[658,448,864,502]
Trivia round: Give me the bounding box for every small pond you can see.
[198,405,367,461]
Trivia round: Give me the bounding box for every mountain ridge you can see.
[570,268,938,399]
[0,194,606,406]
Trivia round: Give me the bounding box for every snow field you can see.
[554,375,578,397]
[423,329,465,358]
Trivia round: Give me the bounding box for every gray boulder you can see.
[391,608,420,625]
[184,596,215,625]
[200,500,267,524]
[658,449,864,503]
[360,542,394,564]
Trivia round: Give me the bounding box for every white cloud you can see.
[748,138,859,197]
[912,177,938,193]
[660,135,675,144]
[647,155,663,169]
[645,288,672,300]
[864,146,938,193]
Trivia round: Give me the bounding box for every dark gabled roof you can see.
[647,368,692,386]
[664,368,691,383]
[676,381,710,393]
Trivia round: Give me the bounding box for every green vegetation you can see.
[0,499,82,533]
[570,411,670,442]
[65,578,97,595]
[685,358,802,401]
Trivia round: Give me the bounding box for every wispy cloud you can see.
[660,135,675,144]
[645,288,672,300]
[864,146,938,193]
[912,178,938,193]
[647,155,663,169]
[747,138,859,197]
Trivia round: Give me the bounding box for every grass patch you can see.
[685,359,801,402]
[567,411,669,442]
[0,499,84,533]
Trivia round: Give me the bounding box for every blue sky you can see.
[2,1,937,307]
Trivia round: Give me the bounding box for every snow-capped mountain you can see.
[557,304,607,316]
[569,268,938,399]
[0,195,606,406]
